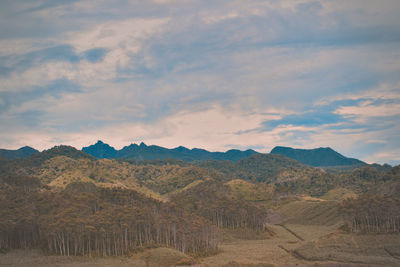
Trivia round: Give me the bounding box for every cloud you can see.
[0,0,399,164]
[0,78,80,112]
[334,99,400,119]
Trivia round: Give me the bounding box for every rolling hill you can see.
[0,146,39,159]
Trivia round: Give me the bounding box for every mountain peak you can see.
[82,141,117,159]
[18,146,38,152]
[139,142,147,147]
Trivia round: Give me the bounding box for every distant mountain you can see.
[82,141,258,162]
[0,146,39,159]
[80,140,117,159]
[270,146,366,167]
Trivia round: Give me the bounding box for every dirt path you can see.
[276,224,305,241]
[384,247,400,261]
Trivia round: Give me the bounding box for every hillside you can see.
[199,153,310,183]
[199,153,340,197]
[270,146,366,167]
[0,146,39,159]
[82,141,258,162]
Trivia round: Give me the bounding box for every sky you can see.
[0,0,399,165]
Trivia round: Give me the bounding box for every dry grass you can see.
[283,224,343,242]
[281,264,380,267]
[0,247,193,267]
[222,228,275,241]
[199,221,400,266]
[199,224,313,266]
[294,232,400,266]
[0,249,146,267]
[139,247,193,267]
[276,199,342,226]
[321,188,357,201]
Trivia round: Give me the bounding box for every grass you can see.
[0,247,193,267]
[276,199,342,226]
[294,232,400,266]
[199,224,331,266]
[139,247,193,267]
[321,188,357,201]
[0,249,146,267]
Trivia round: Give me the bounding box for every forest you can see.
[0,178,219,256]
[340,194,400,233]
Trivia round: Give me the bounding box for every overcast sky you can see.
[0,0,399,165]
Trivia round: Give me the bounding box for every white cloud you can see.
[334,101,400,119]
[68,18,169,52]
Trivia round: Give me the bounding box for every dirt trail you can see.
[276,224,305,241]
[384,247,400,261]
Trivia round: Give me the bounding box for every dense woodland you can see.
[340,194,400,233]
[170,180,269,231]
[0,178,218,256]
[0,146,399,257]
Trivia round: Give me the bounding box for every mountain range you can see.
[0,141,373,168]
[270,146,366,167]
[82,140,258,162]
